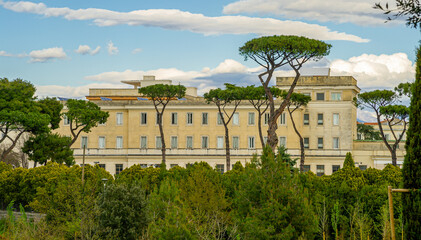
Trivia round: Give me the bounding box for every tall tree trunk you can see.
[257,111,265,149]
[288,108,305,172]
[224,125,231,172]
[391,147,397,166]
[267,116,279,152]
[0,131,24,162]
[375,111,395,165]
[158,113,166,166]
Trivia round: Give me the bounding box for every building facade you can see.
[54,75,405,175]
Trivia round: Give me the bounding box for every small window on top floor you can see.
[316,92,325,101]
[331,92,342,101]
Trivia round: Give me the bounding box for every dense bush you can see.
[0,151,404,239]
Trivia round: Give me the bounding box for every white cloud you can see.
[0,0,368,42]
[330,53,415,89]
[132,48,142,54]
[0,50,13,57]
[223,0,401,26]
[107,41,118,55]
[29,47,66,63]
[357,109,378,122]
[75,45,101,55]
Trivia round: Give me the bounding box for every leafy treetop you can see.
[375,0,421,29]
[138,84,186,106]
[354,90,397,111]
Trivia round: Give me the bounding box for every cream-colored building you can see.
[55,75,405,175]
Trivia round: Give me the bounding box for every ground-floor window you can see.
[216,164,225,174]
[115,164,123,175]
[316,165,325,176]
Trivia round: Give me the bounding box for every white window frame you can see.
[333,137,340,149]
[248,136,255,149]
[186,136,193,149]
[333,113,339,126]
[233,112,239,125]
[331,92,342,101]
[303,113,310,125]
[140,136,147,149]
[81,136,88,149]
[248,112,255,125]
[116,136,123,149]
[171,112,178,125]
[116,112,123,126]
[304,137,309,149]
[156,136,162,149]
[217,113,223,125]
[217,136,224,149]
[280,112,287,125]
[232,136,239,150]
[264,112,270,125]
[98,136,106,149]
[201,136,209,149]
[279,136,287,147]
[140,112,147,125]
[318,137,324,149]
[186,112,193,125]
[170,136,178,149]
[202,112,208,125]
[317,113,324,125]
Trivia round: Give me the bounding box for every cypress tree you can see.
[402,45,421,239]
[343,152,355,169]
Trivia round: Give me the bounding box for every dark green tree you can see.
[22,133,74,166]
[97,183,148,240]
[343,152,355,168]
[357,123,382,140]
[284,92,311,172]
[38,97,63,129]
[402,44,421,239]
[139,84,186,166]
[0,78,51,163]
[239,35,331,151]
[355,90,409,165]
[65,99,109,147]
[204,84,244,171]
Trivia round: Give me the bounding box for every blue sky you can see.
[0,0,419,120]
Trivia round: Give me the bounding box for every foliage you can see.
[374,0,421,29]
[357,123,382,140]
[65,99,109,146]
[402,44,421,239]
[116,165,162,195]
[395,82,413,97]
[0,78,52,163]
[38,97,63,130]
[22,133,74,166]
[239,35,331,150]
[97,182,148,240]
[343,152,355,168]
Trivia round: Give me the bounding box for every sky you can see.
[0,0,420,121]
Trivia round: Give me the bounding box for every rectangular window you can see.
[216,164,225,174]
[316,165,325,176]
[332,165,340,173]
[140,164,148,168]
[156,113,161,124]
[140,112,147,125]
[98,164,106,169]
[156,136,162,149]
[171,113,178,125]
[318,113,323,125]
[201,136,209,149]
[303,93,311,97]
[248,136,255,149]
[170,164,178,168]
[280,112,286,125]
[233,112,239,125]
[304,137,309,149]
[359,165,367,171]
[186,112,193,125]
[316,92,325,101]
[81,136,88,149]
[279,136,286,147]
[217,113,223,125]
[171,136,178,149]
[318,137,324,149]
[116,113,123,125]
[232,136,239,150]
[140,136,147,149]
[186,136,193,149]
[303,114,309,125]
[264,113,270,125]
[115,164,123,175]
[333,137,340,149]
[98,136,105,149]
[385,134,390,140]
[331,92,342,101]
[202,112,208,125]
[303,165,310,173]
[63,114,70,125]
[116,136,123,149]
[217,136,224,149]
[248,112,255,125]
[333,113,339,126]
